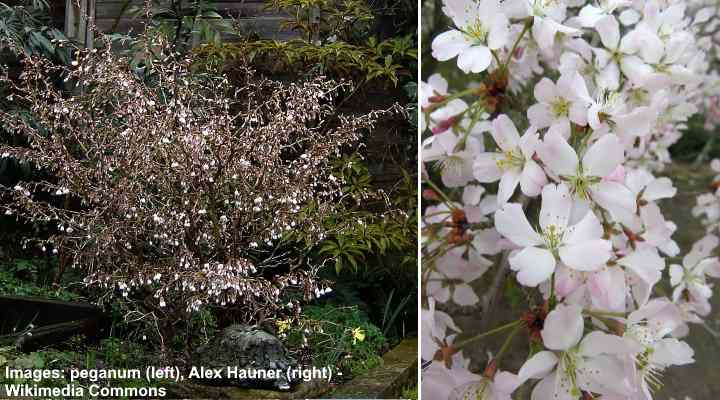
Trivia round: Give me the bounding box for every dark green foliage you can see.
[284,303,385,377]
[0,0,70,63]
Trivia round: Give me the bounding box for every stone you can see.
[192,324,297,390]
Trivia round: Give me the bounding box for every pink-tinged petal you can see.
[491,114,521,152]
[591,181,636,217]
[427,275,451,303]
[596,15,620,49]
[597,60,620,91]
[472,228,502,255]
[569,102,588,126]
[518,127,541,157]
[539,183,572,231]
[643,177,676,201]
[473,152,503,183]
[563,210,603,244]
[617,248,664,286]
[510,247,556,287]
[619,54,653,83]
[582,134,625,178]
[534,77,559,103]
[701,257,720,279]
[613,106,655,137]
[554,265,582,298]
[532,18,559,50]
[498,168,522,205]
[588,267,627,313]
[453,284,480,306]
[494,371,522,396]
[487,13,510,49]
[558,71,592,104]
[546,120,571,140]
[541,304,584,350]
[457,45,492,73]
[587,103,603,130]
[530,373,571,400]
[495,203,543,246]
[624,168,653,193]
[683,234,719,268]
[462,184,485,205]
[559,239,612,271]
[669,264,683,286]
[527,103,553,129]
[603,164,625,184]
[576,354,632,396]
[650,338,694,366]
[427,73,449,95]
[537,130,579,177]
[579,331,643,357]
[431,30,470,61]
[520,160,547,197]
[518,351,559,381]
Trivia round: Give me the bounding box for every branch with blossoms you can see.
[421,0,720,398]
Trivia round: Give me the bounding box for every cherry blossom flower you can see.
[495,183,612,286]
[518,304,639,399]
[472,114,547,205]
[527,72,592,133]
[432,0,510,73]
[537,131,636,221]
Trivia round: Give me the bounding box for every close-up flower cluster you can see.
[421,0,720,398]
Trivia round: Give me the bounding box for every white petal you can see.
[534,77,559,103]
[473,152,503,183]
[591,181,636,217]
[518,351,559,381]
[491,114,521,151]
[650,338,694,366]
[541,304,584,350]
[579,331,643,357]
[457,45,492,73]
[495,203,543,247]
[432,30,470,61]
[582,134,624,178]
[527,103,553,129]
[537,130,579,177]
[617,248,664,286]
[510,247,556,287]
[563,210,603,245]
[596,15,620,50]
[539,183,572,230]
[520,160,547,197]
[498,169,522,205]
[453,284,480,306]
[643,177,676,201]
[559,239,612,271]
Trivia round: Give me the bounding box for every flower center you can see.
[494,149,524,171]
[466,19,488,43]
[563,166,601,201]
[550,97,571,117]
[542,224,564,254]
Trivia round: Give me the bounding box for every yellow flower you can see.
[351,327,365,345]
[276,319,291,334]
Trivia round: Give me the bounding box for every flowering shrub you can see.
[0,42,380,326]
[421,0,720,398]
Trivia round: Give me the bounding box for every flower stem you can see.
[454,319,522,349]
[503,17,534,68]
[423,178,456,208]
[494,324,522,365]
